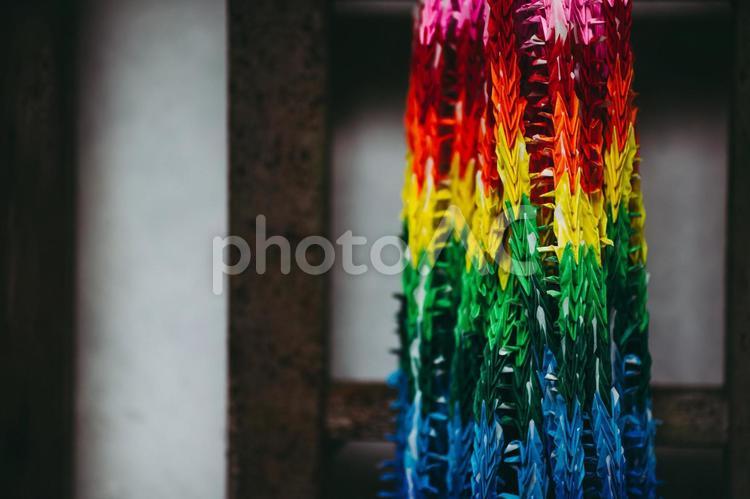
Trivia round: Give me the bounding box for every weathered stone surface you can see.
[228,1,329,497]
[229,0,328,239]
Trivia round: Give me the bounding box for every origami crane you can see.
[382,1,657,497]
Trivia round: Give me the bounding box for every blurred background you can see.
[0,0,739,498]
[76,1,227,498]
[2,1,228,498]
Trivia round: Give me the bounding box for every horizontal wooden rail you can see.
[652,387,729,447]
[326,382,728,448]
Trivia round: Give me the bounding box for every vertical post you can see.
[727,1,750,497]
[0,3,77,499]
[228,1,329,498]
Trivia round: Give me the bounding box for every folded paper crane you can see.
[382,1,657,497]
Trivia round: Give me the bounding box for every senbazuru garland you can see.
[381,1,657,497]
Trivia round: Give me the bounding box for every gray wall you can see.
[75,1,227,498]
[634,6,730,385]
[330,11,411,381]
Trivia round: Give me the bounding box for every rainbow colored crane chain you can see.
[382,0,656,497]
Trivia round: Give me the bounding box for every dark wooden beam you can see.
[327,382,394,444]
[327,382,729,448]
[228,1,330,498]
[652,387,729,448]
[0,3,77,499]
[727,0,750,496]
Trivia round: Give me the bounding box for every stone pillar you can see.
[228,1,329,497]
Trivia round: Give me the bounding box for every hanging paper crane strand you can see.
[386,0,655,496]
